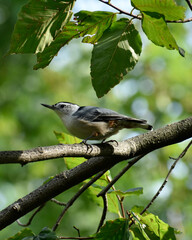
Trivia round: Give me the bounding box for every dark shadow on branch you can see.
[0,117,191,230]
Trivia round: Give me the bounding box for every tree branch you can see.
[0,117,191,230]
[99,0,192,23]
[98,0,141,19]
[0,117,192,165]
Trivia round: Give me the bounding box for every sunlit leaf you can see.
[131,0,186,21]
[131,0,185,56]
[91,19,142,97]
[142,12,183,53]
[9,0,75,54]
[74,11,117,44]
[131,205,145,213]
[129,225,147,240]
[95,219,129,240]
[54,131,84,169]
[6,228,34,240]
[108,187,143,197]
[54,131,81,145]
[43,176,54,185]
[140,213,177,239]
[86,178,120,214]
[130,211,178,240]
[34,11,116,69]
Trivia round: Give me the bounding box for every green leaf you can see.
[86,177,120,215]
[108,187,143,197]
[131,205,145,213]
[54,131,81,145]
[74,11,117,44]
[34,227,57,240]
[43,176,54,185]
[129,226,146,240]
[9,0,75,54]
[130,212,177,240]
[142,12,181,52]
[34,11,116,69]
[6,228,34,240]
[54,131,85,170]
[130,212,150,240]
[95,219,129,240]
[140,213,177,239]
[65,157,86,170]
[131,0,186,21]
[91,19,142,98]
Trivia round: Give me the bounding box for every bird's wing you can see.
[73,106,146,123]
[72,106,106,122]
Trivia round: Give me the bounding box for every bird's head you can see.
[41,102,79,118]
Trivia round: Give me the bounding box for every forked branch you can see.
[0,117,191,230]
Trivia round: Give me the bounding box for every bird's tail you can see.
[120,118,153,130]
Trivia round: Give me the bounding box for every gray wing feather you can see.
[73,106,146,123]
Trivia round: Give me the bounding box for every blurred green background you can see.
[0,0,192,239]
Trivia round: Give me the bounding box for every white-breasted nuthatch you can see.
[41,102,152,142]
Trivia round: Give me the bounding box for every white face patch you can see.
[54,102,79,115]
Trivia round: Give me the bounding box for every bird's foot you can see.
[80,140,93,153]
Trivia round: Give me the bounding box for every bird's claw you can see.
[80,140,93,153]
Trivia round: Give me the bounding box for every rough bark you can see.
[0,117,191,230]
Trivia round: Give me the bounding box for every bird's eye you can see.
[60,104,65,108]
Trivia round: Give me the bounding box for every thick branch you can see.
[0,117,192,164]
[0,117,191,230]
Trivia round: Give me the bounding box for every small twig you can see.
[140,140,192,215]
[97,154,146,197]
[96,194,108,232]
[51,198,66,206]
[106,175,125,218]
[99,0,192,23]
[17,203,46,226]
[96,155,146,230]
[98,0,141,19]
[52,169,108,232]
[73,226,80,237]
[167,17,192,23]
[186,0,192,11]
[119,197,125,218]
[126,210,136,225]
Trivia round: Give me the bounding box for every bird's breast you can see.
[63,118,119,140]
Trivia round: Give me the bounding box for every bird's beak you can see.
[41,103,55,110]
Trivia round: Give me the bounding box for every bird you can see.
[41,102,152,143]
